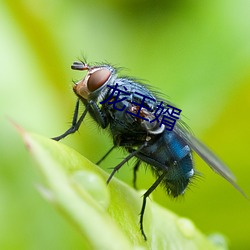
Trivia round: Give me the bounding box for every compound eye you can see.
[87,68,111,92]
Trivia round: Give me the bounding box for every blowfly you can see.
[52,60,246,240]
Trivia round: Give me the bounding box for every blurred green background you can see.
[0,0,250,249]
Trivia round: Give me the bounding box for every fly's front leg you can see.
[89,100,108,129]
[52,99,88,141]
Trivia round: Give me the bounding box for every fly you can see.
[52,60,247,240]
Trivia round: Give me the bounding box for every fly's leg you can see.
[133,160,141,189]
[107,143,147,184]
[52,99,108,141]
[140,172,167,240]
[88,100,107,129]
[52,99,88,141]
[96,145,116,165]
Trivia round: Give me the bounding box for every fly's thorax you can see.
[73,64,117,102]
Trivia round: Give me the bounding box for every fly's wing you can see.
[173,124,247,198]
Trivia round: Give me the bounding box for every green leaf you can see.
[19,127,227,250]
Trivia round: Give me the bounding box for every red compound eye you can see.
[87,68,111,92]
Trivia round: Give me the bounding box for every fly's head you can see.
[72,61,116,101]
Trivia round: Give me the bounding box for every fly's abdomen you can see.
[161,131,194,197]
[164,153,193,197]
[138,130,194,197]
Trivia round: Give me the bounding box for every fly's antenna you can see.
[71,61,89,71]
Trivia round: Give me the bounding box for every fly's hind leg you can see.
[133,160,141,189]
[140,172,167,240]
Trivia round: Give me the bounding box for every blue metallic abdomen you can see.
[136,130,194,197]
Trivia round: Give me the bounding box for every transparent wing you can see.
[173,124,247,198]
